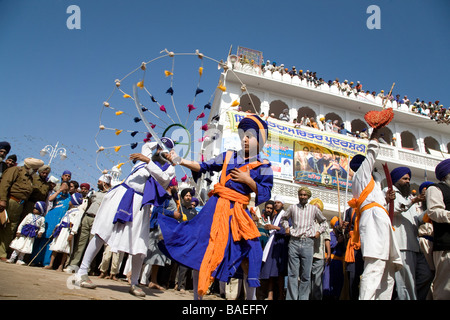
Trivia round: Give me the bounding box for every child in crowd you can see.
[7,201,47,265]
[45,193,84,271]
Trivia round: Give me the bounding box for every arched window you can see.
[350,119,367,135]
[424,136,441,154]
[324,112,343,125]
[239,93,261,114]
[296,106,317,123]
[269,99,289,118]
[378,127,393,145]
[400,131,418,150]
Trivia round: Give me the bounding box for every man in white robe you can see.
[348,128,403,300]
[74,140,175,297]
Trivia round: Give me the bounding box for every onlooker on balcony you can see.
[324,120,333,132]
[403,95,410,106]
[378,133,389,145]
[359,128,369,139]
[332,120,340,133]
[339,123,352,136]
[279,109,290,122]
[317,117,326,131]
[355,81,363,95]
[264,60,273,72]
[340,80,350,95]
[412,98,421,113]
[309,117,319,130]
[288,66,297,77]
[395,94,403,105]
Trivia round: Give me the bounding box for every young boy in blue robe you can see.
[160,114,273,299]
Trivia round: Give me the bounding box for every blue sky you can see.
[1,0,449,187]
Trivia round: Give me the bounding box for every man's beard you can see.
[396,183,410,198]
[444,175,450,186]
[25,167,35,176]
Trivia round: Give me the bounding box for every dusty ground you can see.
[0,261,223,301]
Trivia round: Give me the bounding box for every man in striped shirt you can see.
[281,187,328,300]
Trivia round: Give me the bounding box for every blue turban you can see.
[435,158,450,181]
[390,167,411,185]
[0,141,11,153]
[62,170,72,176]
[34,201,47,215]
[70,192,83,206]
[350,154,366,172]
[419,181,434,194]
[237,114,268,150]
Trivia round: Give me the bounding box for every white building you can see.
[196,47,450,220]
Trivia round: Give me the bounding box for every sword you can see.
[133,84,172,163]
[382,162,394,223]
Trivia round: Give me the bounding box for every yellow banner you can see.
[227,111,368,157]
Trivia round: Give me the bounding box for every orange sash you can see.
[197,151,264,296]
[345,177,390,263]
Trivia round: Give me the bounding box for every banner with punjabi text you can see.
[226,111,369,190]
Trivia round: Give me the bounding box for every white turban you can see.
[24,158,44,170]
[99,174,112,184]
[273,195,285,204]
[48,175,59,184]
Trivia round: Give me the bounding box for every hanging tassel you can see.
[201,124,208,131]
[115,129,123,135]
[188,104,196,113]
[181,174,188,182]
[123,94,131,99]
[199,67,203,76]
[117,162,125,169]
[166,87,174,95]
[204,103,211,110]
[195,88,204,96]
[115,111,124,116]
[196,112,205,120]
[165,70,173,77]
[134,117,142,123]
[160,105,167,113]
[231,100,239,107]
[143,132,152,142]
[137,81,144,88]
[114,146,121,152]
[217,84,226,92]
[150,95,157,103]
[141,107,148,112]
[130,142,138,149]
[131,131,138,137]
